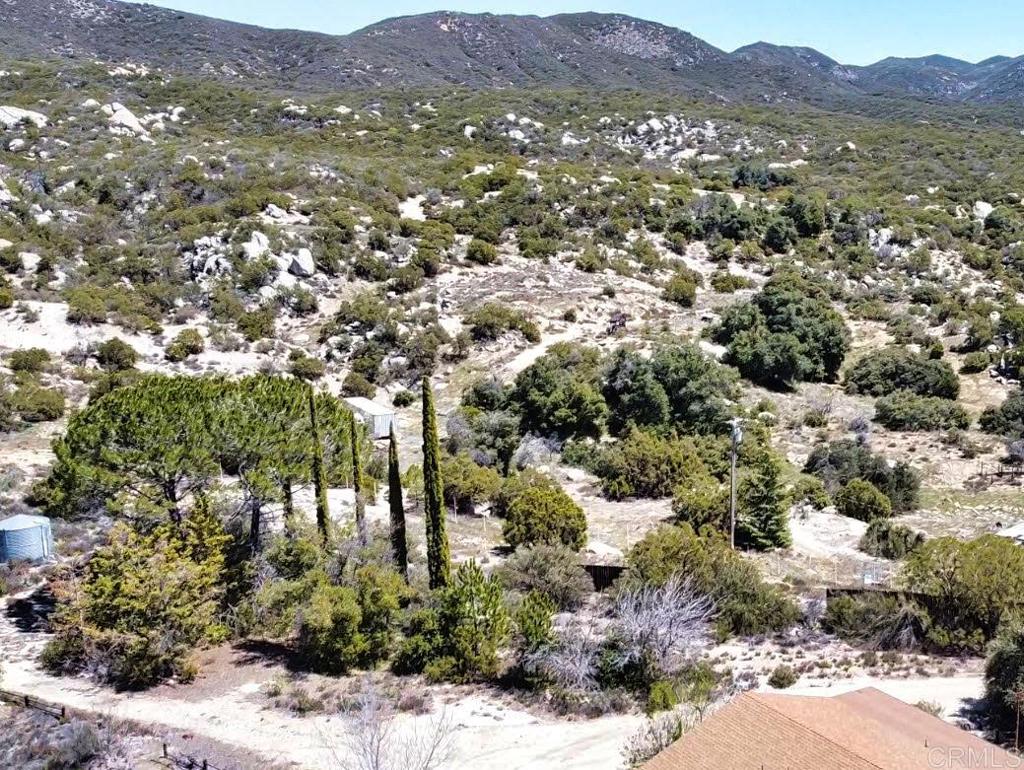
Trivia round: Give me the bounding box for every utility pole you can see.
[729,417,743,550]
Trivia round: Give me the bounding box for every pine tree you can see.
[422,376,450,589]
[349,410,367,543]
[388,425,409,580]
[737,441,791,551]
[309,385,330,546]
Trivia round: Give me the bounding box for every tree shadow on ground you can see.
[230,638,306,673]
[5,586,55,633]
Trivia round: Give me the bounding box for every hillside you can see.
[3,8,1024,770]
[2,0,1023,105]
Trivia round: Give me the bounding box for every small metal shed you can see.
[343,397,396,440]
[0,514,54,563]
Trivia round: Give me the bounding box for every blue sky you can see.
[126,0,1024,66]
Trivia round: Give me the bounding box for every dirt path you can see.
[0,594,643,770]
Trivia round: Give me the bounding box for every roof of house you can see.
[641,687,1015,770]
[342,396,395,417]
[0,514,50,531]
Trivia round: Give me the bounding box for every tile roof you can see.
[641,687,1017,770]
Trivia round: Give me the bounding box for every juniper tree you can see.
[737,440,792,551]
[388,425,409,580]
[422,376,450,589]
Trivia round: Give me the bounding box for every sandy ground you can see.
[0,597,643,770]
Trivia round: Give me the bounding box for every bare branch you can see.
[611,575,715,678]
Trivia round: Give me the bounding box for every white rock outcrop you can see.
[286,248,315,278]
[102,103,150,137]
[242,231,271,261]
[0,106,48,128]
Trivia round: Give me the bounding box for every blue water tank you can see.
[0,514,54,562]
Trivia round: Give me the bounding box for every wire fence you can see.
[0,687,67,719]
[160,743,229,770]
[1,686,227,770]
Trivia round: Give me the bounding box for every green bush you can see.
[0,285,12,310]
[960,351,992,374]
[859,519,924,559]
[289,353,325,381]
[874,391,970,431]
[767,665,798,689]
[804,439,920,513]
[7,348,50,373]
[646,679,680,714]
[845,348,959,399]
[984,621,1024,732]
[95,338,139,371]
[392,389,416,407]
[503,484,587,551]
[466,238,499,265]
[593,429,707,500]
[11,383,65,422]
[662,272,698,307]
[341,371,376,398]
[626,524,798,638]
[495,544,592,610]
[166,329,205,362]
[466,302,540,343]
[980,389,1024,438]
[66,289,107,325]
[904,535,1024,652]
[822,593,926,650]
[835,479,892,522]
[712,273,849,390]
[394,561,510,683]
[42,510,228,689]
[511,343,607,440]
[671,475,728,532]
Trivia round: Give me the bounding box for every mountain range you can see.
[3,0,1024,105]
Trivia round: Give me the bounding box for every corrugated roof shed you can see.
[342,397,395,417]
[641,687,1016,769]
[0,514,50,530]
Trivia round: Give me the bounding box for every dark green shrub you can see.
[289,353,325,381]
[662,273,698,307]
[165,329,205,363]
[95,338,139,371]
[466,238,498,265]
[593,429,707,500]
[835,479,892,522]
[495,544,591,610]
[859,520,924,559]
[341,371,375,398]
[804,439,920,513]
[874,391,969,431]
[502,484,587,550]
[11,383,65,422]
[392,389,416,407]
[980,389,1024,438]
[626,524,798,638]
[767,665,797,689]
[8,348,50,373]
[712,273,849,390]
[960,351,992,374]
[466,302,540,343]
[845,348,959,399]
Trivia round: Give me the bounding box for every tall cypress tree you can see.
[309,387,330,546]
[422,376,450,589]
[388,425,409,581]
[349,410,367,543]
